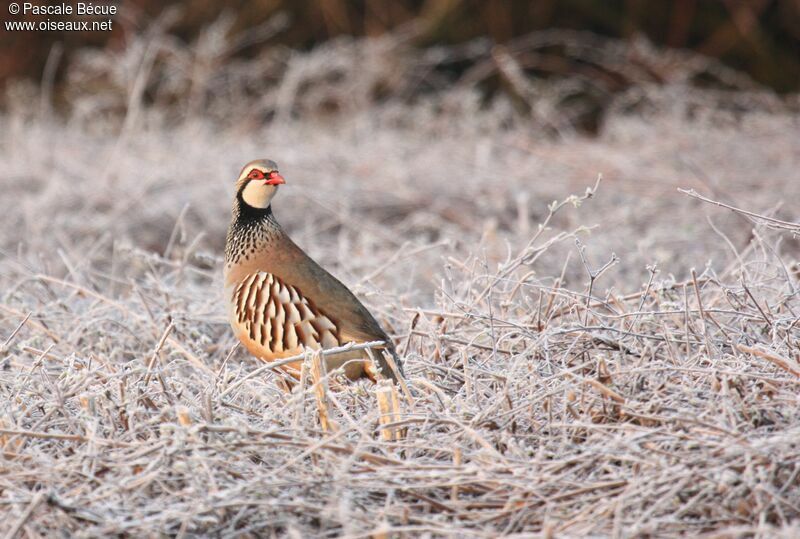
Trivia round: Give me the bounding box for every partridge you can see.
[224,159,403,382]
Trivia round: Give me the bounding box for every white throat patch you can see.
[241,181,276,209]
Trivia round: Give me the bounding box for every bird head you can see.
[236,159,286,209]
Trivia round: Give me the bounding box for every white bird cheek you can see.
[241,182,276,208]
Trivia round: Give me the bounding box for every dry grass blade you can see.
[375,380,403,441]
[310,350,337,433]
[679,188,800,233]
[737,344,800,378]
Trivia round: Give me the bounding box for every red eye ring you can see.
[247,169,265,180]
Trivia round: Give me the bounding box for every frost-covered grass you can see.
[1,32,800,537]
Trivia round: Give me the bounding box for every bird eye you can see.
[247,169,265,180]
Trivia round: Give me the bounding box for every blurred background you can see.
[1,0,799,295]
[2,0,799,121]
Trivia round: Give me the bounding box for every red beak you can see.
[265,172,285,185]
